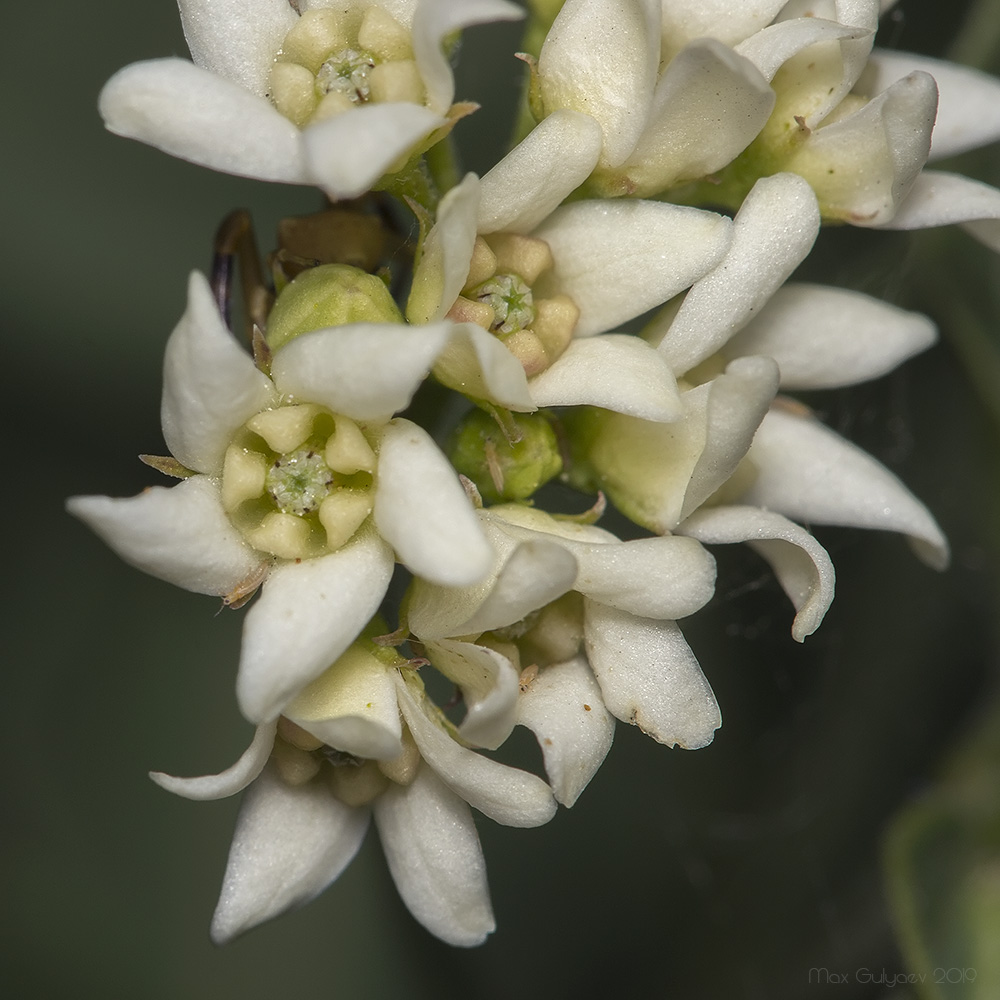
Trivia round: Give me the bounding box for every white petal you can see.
[538,0,659,167]
[178,0,296,95]
[433,322,535,411]
[477,111,603,234]
[150,721,277,801]
[735,17,870,82]
[66,476,262,597]
[396,676,557,827]
[210,764,369,944]
[583,602,721,749]
[517,656,615,807]
[408,536,577,641]
[99,60,308,183]
[654,173,820,375]
[534,200,732,337]
[374,764,494,946]
[528,334,682,421]
[660,0,788,57]
[302,103,446,201]
[680,356,780,521]
[785,71,937,225]
[493,519,718,620]
[426,639,521,750]
[743,406,949,568]
[284,649,403,760]
[238,528,395,722]
[162,272,276,475]
[374,419,493,586]
[724,282,937,388]
[678,506,836,641]
[879,170,1000,252]
[407,173,480,324]
[270,322,451,422]
[412,0,524,113]
[619,39,775,195]
[860,49,1000,161]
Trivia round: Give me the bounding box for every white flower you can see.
[68,271,534,724]
[407,161,733,421]
[98,0,523,199]
[150,636,556,946]
[406,505,722,806]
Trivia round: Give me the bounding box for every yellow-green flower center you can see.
[474,274,536,335]
[268,6,425,128]
[222,403,377,560]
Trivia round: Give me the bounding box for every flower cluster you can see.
[70,0,997,947]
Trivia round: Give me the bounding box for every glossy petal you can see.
[583,602,721,749]
[654,173,820,375]
[150,721,277,801]
[396,677,557,827]
[735,17,869,82]
[303,103,447,200]
[742,406,950,568]
[162,272,276,475]
[374,419,493,586]
[880,171,1000,252]
[528,335,682,421]
[210,764,370,944]
[477,111,603,234]
[861,49,1000,161]
[178,0,296,95]
[408,536,577,641]
[538,0,659,167]
[619,39,774,196]
[374,765,495,946]
[99,60,308,183]
[66,476,263,597]
[284,652,403,760]
[534,200,732,337]
[432,322,536,411]
[238,529,395,722]
[407,173,480,323]
[678,506,836,641]
[681,356,781,522]
[426,639,521,749]
[785,71,937,225]
[271,322,452,422]
[412,0,524,113]
[724,282,937,388]
[490,508,717,619]
[517,656,615,807]
[660,0,787,58]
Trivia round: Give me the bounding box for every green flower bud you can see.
[265,264,403,351]
[449,410,562,504]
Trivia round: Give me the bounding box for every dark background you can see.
[4,1,998,997]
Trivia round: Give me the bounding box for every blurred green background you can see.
[4,1,999,997]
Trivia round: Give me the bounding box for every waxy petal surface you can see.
[743,407,949,568]
[517,656,615,807]
[584,603,720,748]
[150,721,278,801]
[178,0,296,95]
[678,506,836,641]
[725,283,937,388]
[238,529,395,721]
[375,419,493,586]
[375,765,495,946]
[534,200,732,337]
[211,764,369,943]
[655,173,820,375]
[67,476,263,597]
[99,60,308,183]
[162,272,276,475]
